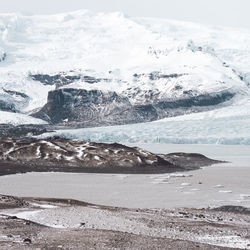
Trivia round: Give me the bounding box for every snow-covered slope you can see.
[0,10,250,140]
[0,111,47,125]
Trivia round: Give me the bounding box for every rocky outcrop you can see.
[32,88,132,124]
[0,52,6,62]
[0,138,174,174]
[160,152,222,170]
[0,195,29,209]
[0,124,49,139]
[0,67,237,126]
[213,206,250,214]
[2,89,29,100]
[0,138,221,175]
[32,87,234,127]
[0,100,16,112]
[30,73,81,87]
[0,89,30,113]
[30,73,110,88]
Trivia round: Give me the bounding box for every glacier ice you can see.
[0,10,250,110]
[0,111,47,125]
[0,10,249,140]
[43,100,250,145]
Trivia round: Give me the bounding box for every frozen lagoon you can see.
[0,144,249,209]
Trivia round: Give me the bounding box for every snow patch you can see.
[0,111,47,125]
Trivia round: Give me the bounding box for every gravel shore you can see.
[0,195,249,249]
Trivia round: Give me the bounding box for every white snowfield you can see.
[1,10,250,144]
[0,111,47,125]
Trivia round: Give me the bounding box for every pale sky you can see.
[1,0,250,29]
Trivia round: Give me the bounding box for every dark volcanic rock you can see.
[213,206,250,214]
[82,75,106,84]
[0,68,238,127]
[0,138,174,174]
[0,100,17,112]
[30,73,81,87]
[160,152,225,170]
[32,88,132,124]
[25,69,236,127]
[0,124,49,139]
[133,71,186,81]
[0,89,30,112]
[3,89,29,99]
[32,87,235,127]
[0,194,29,209]
[0,52,6,62]
[155,91,234,110]
[30,73,110,88]
[0,138,221,175]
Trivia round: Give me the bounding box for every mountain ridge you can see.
[0,10,249,139]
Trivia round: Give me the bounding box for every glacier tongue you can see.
[0,111,47,125]
[0,10,250,138]
[42,99,250,145]
[0,10,250,105]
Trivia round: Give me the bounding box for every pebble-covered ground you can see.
[0,195,249,249]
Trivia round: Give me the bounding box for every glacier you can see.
[0,111,47,125]
[41,100,250,145]
[0,10,249,108]
[0,10,250,144]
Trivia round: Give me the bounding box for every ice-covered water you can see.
[0,144,249,209]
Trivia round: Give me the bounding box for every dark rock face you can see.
[0,52,6,62]
[0,89,30,113]
[133,71,186,81]
[127,104,159,122]
[0,195,29,209]
[30,73,110,88]
[82,75,108,84]
[2,89,29,100]
[32,88,132,124]
[1,70,236,126]
[122,90,234,124]
[0,100,16,112]
[0,138,221,175]
[30,73,81,87]
[0,138,173,174]
[32,87,234,127]
[160,153,224,170]
[156,91,234,109]
[213,206,250,214]
[0,124,49,139]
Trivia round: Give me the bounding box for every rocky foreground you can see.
[0,137,221,175]
[0,194,249,249]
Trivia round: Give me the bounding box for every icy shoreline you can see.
[0,194,249,249]
[0,143,249,209]
[0,164,249,209]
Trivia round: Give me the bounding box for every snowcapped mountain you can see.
[0,10,250,143]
